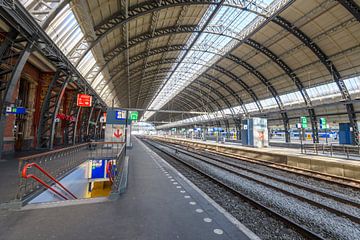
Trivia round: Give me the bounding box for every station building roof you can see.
[19,0,360,127]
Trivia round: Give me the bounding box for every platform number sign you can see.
[319,118,327,129]
[115,110,127,120]
[300,116,307,128]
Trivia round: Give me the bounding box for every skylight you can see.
[157,75,360,129]
[142,0,277,121]
[20,0,117,107]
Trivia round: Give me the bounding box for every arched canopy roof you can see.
[20,0,360,127]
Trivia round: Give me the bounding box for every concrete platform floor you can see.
[0,138,255,240]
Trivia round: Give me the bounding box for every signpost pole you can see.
[300,127,304,154]
[125,110,129,148]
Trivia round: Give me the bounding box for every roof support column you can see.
[0,36,33,156]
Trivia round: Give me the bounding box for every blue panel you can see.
[91,160,105,179]
[338,123,352,145]
[6,107,26,114]
[106,109,131,125]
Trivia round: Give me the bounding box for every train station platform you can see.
[0,138,256,240]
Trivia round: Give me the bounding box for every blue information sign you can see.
[6,107,26,114]
[115,110,127,120]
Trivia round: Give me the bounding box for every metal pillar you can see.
[37,70,70,149]
[64,94,81,145]
[0,37,33,156]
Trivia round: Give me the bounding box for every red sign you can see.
[77,94,92,107]
[56,113,75,122]
[114,129,122,138]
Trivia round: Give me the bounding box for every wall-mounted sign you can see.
[6,106,26,114]
[77,94,92,107]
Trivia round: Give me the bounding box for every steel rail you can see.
[143,138,325,240]
[158,138,360,189]
[153,140,360,224]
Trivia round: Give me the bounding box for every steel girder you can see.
[173,95,217,126]
[337,0,360,21]
[163,97,207,123]
[64,94,81,145]
[104,43,291,139]
[122,64,248,117]
[104,48,261,110]
[99,0,293,106]
[85,105,95,136]
[186,84,230,130]
[88,108,103,140]
[194,79,241,133]
[273,16,358,144]
[78,105,91,142]
[136,10,161,107]
[37,69,71,148]
[179,90,221,127]
[91,25,198,88]
[0,2,106,107]
[143,0,227,110]
[72,0,269,67]
[24,0,71,29]
[245,39,319,143]
[0,31,33,154]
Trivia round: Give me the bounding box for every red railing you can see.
[22,163,77,200]
[106,161,114,184]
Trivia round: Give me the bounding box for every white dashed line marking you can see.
[204,218,212,223]
[184,195,190,199]
[195,209,204,213]
[176,186,181,189]
[180,190,186,193]
[213,229,224,235]
[189,202,196,205]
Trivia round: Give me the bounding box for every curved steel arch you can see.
[104,43,278,112]
[186,84,230,130]
[175,90,221,127]
[193,79,242,133]
[72,0,268,66]
[171,95,220,127]
[107,61,251,121]
[104,47,262,110]
[273,15,358,144]
[337,0,360,22]
[120,63,248,116]
[245,39,319,142]
[181,89,224,128]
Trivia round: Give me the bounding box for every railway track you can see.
[175,142,360,190]
[143,138,328,240]
[152,139,360,224]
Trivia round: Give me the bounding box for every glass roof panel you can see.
[20,2,117,105]
[157,75,360,129]
[142,1,272,121]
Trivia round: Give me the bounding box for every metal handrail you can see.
[22,163,77,200]
[302,142,360,159]
[16,142,125,201]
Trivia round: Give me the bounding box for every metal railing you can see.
[303,143,360,159]
[16,142,125,202]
